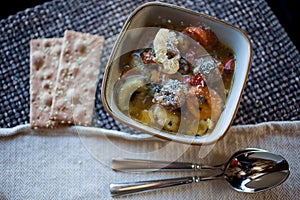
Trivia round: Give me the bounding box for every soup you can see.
[114,25,235,136]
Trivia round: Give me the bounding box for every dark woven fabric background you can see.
[0,0,299,129]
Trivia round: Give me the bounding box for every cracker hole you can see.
[73,68,79,77]
[33,54,44,70]
[75,42,87,54]
[64,50,70,57]
[44,42,51,48]
[43,83,50,89]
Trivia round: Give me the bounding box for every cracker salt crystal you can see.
[50,30,104,126]
[30,38,63,128]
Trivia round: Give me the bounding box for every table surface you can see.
[1,1,300,199]
[1,0,299,130]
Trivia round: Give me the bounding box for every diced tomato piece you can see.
[188,85,210,104]
[189,73,206,87]
[231,158,239,166]
[141,50,156,64]
[184,26,218,49]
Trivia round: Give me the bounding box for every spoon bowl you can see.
[110,148,290,196]
[224,150,290,193]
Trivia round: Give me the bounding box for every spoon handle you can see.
[112,158,209,172]
[110,176,195,196]
[110,175,220,196]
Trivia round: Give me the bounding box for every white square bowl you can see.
[101,2,252,145]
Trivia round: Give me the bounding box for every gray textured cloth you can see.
[1,121,299,199]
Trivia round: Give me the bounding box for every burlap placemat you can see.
[0,121,299,199]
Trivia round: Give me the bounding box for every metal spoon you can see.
[112,148,264,172]
[110,149,290,196]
